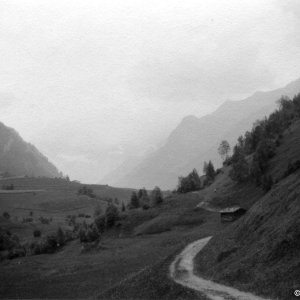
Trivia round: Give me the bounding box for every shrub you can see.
[42,235,58,253]
[67,215,76,226]
[94,215,106,233]
[3,212,10,219]
[1,184,14,190]
[229,151,249,183]
[105,204,119,228]
[142,203,150,210]
[150,186,163,206]
[86,225,100,242]
[56,227,65,246]
[39,216,50,224]
[22,217,33,223]
[129,192,140,209]
[0,232,20,251]
[177,169,202,193]
[77,186,95,198]
[33,229,41,237]
[7,247,26,260]
[79,227,88,243]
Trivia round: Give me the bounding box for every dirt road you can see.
[169,236,271,300]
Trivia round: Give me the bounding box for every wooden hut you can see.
[220,206,246,222]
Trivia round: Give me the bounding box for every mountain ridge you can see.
[0,121,61,178]
[103,77,300,189]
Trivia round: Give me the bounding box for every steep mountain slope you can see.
[110,78,300,189]
[0,122,61,178]
[194,119,300,300]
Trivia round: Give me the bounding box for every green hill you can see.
[194,98,300,300]
[0,121,60,178]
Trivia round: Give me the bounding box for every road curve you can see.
[169,236,271,300]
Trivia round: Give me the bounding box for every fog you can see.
[0,0,300,182]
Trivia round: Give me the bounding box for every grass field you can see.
[0,180,224,299]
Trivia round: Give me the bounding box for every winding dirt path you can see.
[169,236,271,300]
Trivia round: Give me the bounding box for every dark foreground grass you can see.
[98,248,208,300]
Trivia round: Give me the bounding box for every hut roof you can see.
[219,206,245,213]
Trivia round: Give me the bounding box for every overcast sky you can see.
[1,0,300,182]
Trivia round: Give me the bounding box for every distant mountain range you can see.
[103,77,300,190]
[0,122,61,178]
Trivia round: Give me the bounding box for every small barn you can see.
[220,206,247,222]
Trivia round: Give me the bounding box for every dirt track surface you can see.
[169,236,272,300]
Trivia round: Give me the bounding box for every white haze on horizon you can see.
[0,0,300,183]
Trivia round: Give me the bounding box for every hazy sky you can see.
[1,0,300,182]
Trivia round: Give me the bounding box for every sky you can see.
[0,0,300,183]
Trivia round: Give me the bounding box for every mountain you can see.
[194,118,300,300]
[106,78,300,190]
[0,121,61,178]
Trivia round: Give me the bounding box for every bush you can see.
[129,192,140,209]
[43,235,58,253]
[142,203,150,210]
[177,169,202,193]
[7,247,26,260]
[79,227,88,243]
[2,212,10,219]
[77,186,95,198]
[3,211,10,220]
[22,217,33,223]
[94,215,106,233]
[56,227,65,246]
[229,151,249,183]
[29,234,59,255]
[150,186,163,206]
[33,229,41,237]
[86,225,100,242]
[1,184,14,190]
[105,204,119,228]
[79,224,100,243]
[0,232,20,251]
[39,216,51,224]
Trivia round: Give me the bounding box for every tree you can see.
[203,161,208,174]
[205,161,216,181]
[130,191,139,209]
[137,189,144,199]
[218,140,231,161]
[121,201,126,212]
[151,186,163,206]
[177,169,201,193]
[139,189,150,208]
[229,151,249,183]
[105,204,119,228]
[86,224,100,242]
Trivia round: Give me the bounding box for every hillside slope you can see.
[109,78,300,189]
[194,120,300,300]
[0,122,60,178]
